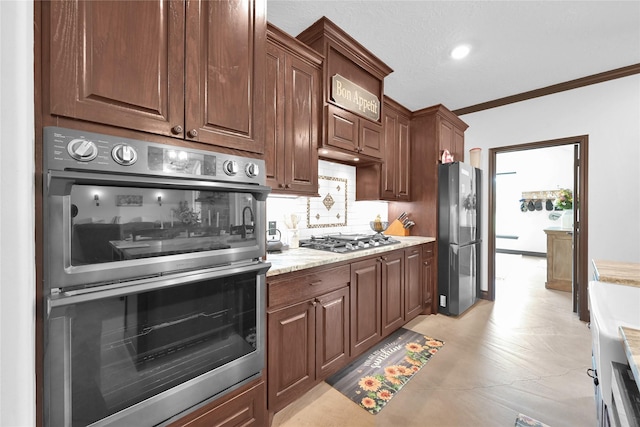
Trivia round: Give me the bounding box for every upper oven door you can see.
[44,169,270,291]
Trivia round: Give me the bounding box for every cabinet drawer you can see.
[268,265,351,308]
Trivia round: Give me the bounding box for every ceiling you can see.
[266,1,640,113]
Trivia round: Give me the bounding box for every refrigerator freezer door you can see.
[438,242,479,316]
[439,162,478,246]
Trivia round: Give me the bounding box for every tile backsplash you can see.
[266,160,388,245]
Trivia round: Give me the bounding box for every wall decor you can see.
[307,176,347,228]
[116,195,143,207]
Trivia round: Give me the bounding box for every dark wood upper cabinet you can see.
[356,97,411,201]
[265,23,322,196]
[296,17,392,164]
[388,104,468,238]
[46,0,266,154]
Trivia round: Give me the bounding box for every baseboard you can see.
[496,248,546,258]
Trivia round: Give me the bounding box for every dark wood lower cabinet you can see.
[267,242,436,420]
[405,246,424,321]
[381,251,405,338]
[267,265,351,413]
[422,242,437,315]
[267,299,315,413]
[350,258,382,358]
[315,287,350,379]
[168,379,266,427]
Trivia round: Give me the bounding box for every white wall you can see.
[461,74,640,292]
[0,1,36,426]
[267,160,389,245]
[496,146,574,253]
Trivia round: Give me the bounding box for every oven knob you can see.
[67,139,98,162]
[112,144,138,166]
[245,162,260,178]
[223,160,239,176]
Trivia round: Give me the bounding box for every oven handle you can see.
[47,262,271,313]
[46,170,271,201]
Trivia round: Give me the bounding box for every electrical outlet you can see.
[268,221,277,235]
[440,295,446,307]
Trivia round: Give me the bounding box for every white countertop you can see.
[264,236,435,277]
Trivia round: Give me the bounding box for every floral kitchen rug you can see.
[325,327,444,415]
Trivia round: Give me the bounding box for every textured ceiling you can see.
[267,1,640,112]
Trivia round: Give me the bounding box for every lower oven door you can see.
[44,262,269,427]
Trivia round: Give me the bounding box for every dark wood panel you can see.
[48,0,185,137]
[327,105,358,151]
[287,56,319,192]
[267,301,315,411]
[315,287,350,379]
[350,258,382,358]
[265,42,285,184]
[381,252,404,337]
[185,0,266,153]
[359,119,383,159]
[268,265,350,309]
[168,380,266,427]
[404,247,423,321]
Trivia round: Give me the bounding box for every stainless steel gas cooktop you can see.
[298,233,400,253]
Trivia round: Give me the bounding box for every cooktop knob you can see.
[223,160,239,176]
[67,139,98,162]
[245,162,260,178]
[112,144,138,166]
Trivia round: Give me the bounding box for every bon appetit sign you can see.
[331,74,380,121]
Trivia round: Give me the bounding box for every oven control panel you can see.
[44,127,266,186]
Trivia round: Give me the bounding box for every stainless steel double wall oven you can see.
[42,127,270,426]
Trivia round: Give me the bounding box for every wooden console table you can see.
[543,227,573,292]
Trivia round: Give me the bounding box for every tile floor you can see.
[271,254,595,427]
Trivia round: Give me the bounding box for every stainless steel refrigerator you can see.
[438,162,481,316]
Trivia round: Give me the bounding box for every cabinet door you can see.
[422,243,436,315]
[404,247,423,321]
[267,300,315,412]
[185,0,266,153]
[453,127,465,164]
[350,258,382,358]
[47,0,185,137]
[380,109,398,200]
[438,119,454,157]
[359,119,383,159]
[315,287,350,379]
[326,105,359,153]
[265,42,286,189]
[282,54,320,195]
[396,113,411,201]
[381,252,405,338]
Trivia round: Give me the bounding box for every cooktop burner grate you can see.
[298,233,400,253]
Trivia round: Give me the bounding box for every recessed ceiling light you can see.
[451,45,471,60]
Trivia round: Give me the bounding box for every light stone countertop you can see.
[619,326,640,394]
[264,236,435,277]
[593,259,640,287]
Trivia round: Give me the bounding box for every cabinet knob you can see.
[380,256,388,261]
[171,125,183,135]
[285,184,291,189]
[278,183,285,188]
[187,129,198,138]
[310,300,317,307]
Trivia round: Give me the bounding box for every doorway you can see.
[487,136,589,322]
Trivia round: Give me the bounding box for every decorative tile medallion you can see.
[307,175,348,228]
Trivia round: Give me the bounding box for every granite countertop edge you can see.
[619,326,640,394]
[265,236,435,277]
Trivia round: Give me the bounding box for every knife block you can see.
[385,219,410,236]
